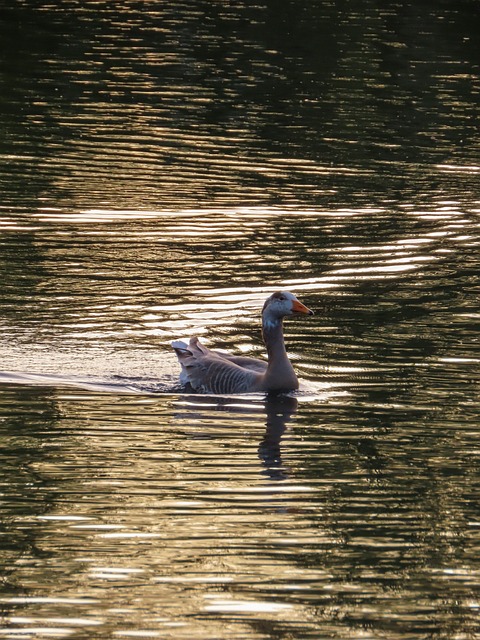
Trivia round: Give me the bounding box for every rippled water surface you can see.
[1,2,479,639]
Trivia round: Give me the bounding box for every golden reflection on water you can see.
[1,200,478,394]
[1,381,477,638]
[0,392,337,636]
[1,0,479,636]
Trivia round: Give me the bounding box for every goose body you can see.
[172,291,313,394]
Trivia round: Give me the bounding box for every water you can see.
[1,2,479,639]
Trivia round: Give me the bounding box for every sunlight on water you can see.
[203,599,294,613]
[1,200,478,404]
[1,1,479,638]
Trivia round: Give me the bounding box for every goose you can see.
[171,291,313,394]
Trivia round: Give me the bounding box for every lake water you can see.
[1,2,479,639]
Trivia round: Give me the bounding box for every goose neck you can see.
[262,318,287,359]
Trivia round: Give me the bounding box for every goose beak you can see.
[291,299,314,315]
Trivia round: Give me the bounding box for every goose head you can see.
[262,291,313,327]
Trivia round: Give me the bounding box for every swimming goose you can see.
[171,291,313,394]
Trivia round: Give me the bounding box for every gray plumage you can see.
[172,291,313,395]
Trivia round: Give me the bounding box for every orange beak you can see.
[291,299,314,315]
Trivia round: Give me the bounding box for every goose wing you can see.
[172,337,262,394]
[211,351,267,373]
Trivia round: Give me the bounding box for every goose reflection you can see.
[173,393,298,481]
[258,394,298,480]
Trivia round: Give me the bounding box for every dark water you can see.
[1,2,479,639]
